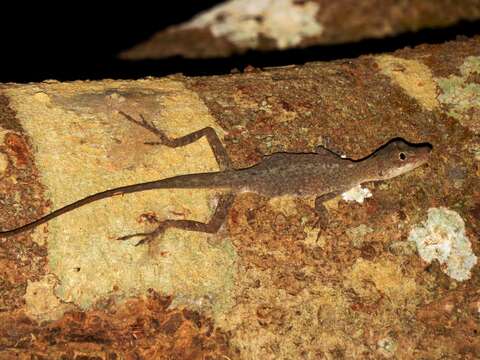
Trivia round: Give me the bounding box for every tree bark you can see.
[0,36,479,358]
[121,0,480,59]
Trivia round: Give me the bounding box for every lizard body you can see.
[0,112,431,244]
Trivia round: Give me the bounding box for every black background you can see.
[1,1,479,83]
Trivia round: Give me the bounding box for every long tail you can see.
[0,171,230,237]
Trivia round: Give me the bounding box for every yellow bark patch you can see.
[5,79,237,319]
[345,258,418,311]
[376,55,439,111]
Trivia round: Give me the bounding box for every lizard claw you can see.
[117,232,147,240]
[117,233,157,246]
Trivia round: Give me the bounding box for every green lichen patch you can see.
[436,56,480,134]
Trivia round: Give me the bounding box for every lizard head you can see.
[368,138,432,180]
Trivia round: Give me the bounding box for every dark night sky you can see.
[1,1,479,83]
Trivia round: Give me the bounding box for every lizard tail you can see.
[0,172,228,237]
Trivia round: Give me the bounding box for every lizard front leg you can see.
[314,191,342,212]
[314,191,346,229]
[118,193,236,246]
[119,111,232,171]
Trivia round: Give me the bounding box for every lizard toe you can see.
[117,232,148,241]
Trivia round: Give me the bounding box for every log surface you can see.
[121,0,480,59]
[0,36,479,358]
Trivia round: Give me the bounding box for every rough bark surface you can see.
[0,36,479,358]
[121,0,480,59]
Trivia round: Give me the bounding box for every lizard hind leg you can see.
[117,193,236,246]
[118,111,232,171]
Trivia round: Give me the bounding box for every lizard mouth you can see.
[413,143,432,165]
[400,144,432,174]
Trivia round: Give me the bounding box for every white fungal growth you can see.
[408,207,477,281]
[183,0,323,49]
[341,185,373,203]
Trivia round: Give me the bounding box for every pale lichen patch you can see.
[377,336,398,359]
[436,56,480,134]
[24,275,75,322]
[346,224,373,248]
[341,185,372,203]
[376,55,439,111]
[184,0,323,50]
[408,207,477,281]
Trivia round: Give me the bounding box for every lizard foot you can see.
[117,225,166,246]
[314,212,330,230]
[119,111,162,134]
[119,111,171,145]
[115,194,235,247]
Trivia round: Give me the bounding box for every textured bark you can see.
[0,36,479,358]
[121,0,480,59]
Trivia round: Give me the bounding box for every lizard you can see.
[0,111,432,245]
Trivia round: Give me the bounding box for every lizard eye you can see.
[399,152,406,161]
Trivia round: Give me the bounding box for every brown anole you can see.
[0,112,431,245]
